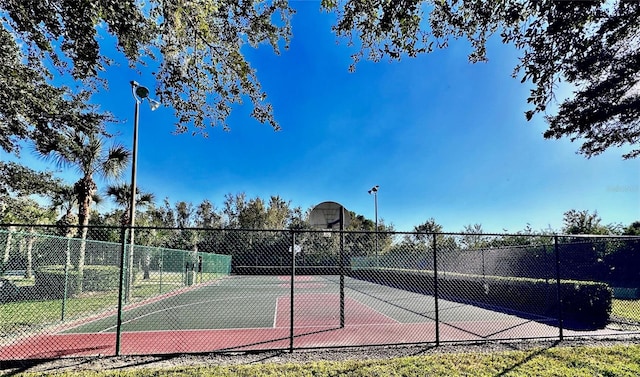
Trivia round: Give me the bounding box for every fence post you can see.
[289,230,296,352]
[182,251,186,286]
[339,208,345,329]
[432,233,440,346]
[61,238,71,322]
[115,227,128,356]
[159,248,163,294]
[554,235,564,340]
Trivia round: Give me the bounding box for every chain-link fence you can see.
[1,225,639,360]
[0,225,232,358]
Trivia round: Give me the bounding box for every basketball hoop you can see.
[308,201,351,230]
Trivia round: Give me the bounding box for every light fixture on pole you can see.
[368,185,379,266]
[127,80,160,299]
[116,80,161,355]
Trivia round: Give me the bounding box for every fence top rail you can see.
[1,224,639,240]
[0,228,231,258]
[0,224,123,231]
[0,229,123,246]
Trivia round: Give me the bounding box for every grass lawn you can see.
[612,299,640,322]
[8,344,640,376]
[0,293,119,334]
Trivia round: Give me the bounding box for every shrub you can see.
[0,278,20,302]
[83,266,121,292]
[34,265,123,298]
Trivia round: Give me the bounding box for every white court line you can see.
[68,325,279,335]
[60,321,438,336]
[348,296,400,324]
[86,294,273,333]
[273,298,279,328]
[55,280,223,333]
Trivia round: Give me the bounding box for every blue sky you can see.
[5,2,639,232]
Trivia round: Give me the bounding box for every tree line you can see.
[4,158,636,237]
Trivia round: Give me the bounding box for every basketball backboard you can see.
[308,201,351,230]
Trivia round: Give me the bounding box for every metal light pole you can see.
[126,81,160,301]
[368,185,379,267]
[116,81,160,355]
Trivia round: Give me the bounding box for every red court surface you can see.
[275,293,398,327]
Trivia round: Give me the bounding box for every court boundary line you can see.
[273,297,279,329]
[66,293,280,333]
[57,321,432,336]
[348,295,400,324]
[56,278,229,334]
[437,294,558,323]
[339,277,438,322]
[333,275,564,343]
[345,275,558,324]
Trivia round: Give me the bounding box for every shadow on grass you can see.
[494,340,561,376]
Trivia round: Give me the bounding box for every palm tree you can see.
[50,184,84,268]
[51,185,78,238]
[106,184,155,227]
[41,131,130,293]
[106,183,154,300]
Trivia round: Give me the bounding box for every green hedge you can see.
[349,268,612,330]
[33,265,123,298]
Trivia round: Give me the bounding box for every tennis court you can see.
[1,273,601,359]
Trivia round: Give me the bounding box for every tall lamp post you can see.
[126,81,160,301]
[116,80,160,355]
[368,185,379,267]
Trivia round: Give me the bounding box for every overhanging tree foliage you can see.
[0,162,61,276]
[322,0,640,158]
[0,162,62,226]
[0,27,111,155]
[0,162,62,197]
[0,0,293,154]
[2,1,637,159]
